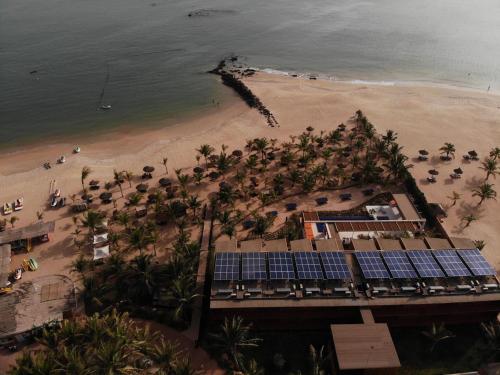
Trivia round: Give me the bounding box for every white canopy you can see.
[93,233,108,245]
[93,245,110,260]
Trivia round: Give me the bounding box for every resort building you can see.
[0,221,55,252]
[206,193,500,373]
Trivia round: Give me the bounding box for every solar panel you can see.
[382,251,418,279]
[457,249,496,277]
[294,251,324,279]
[320,252,351,280]
[241,252,267,280]
[354,251,390,279]
[268,252,296,280]
[214,253,240,281]
[406,250,444,278]
[433,250,471,277]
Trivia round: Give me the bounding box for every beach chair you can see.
[3,203,12,215]
[14,198,23,211]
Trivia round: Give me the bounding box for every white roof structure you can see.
[93,233,108,245]
[93,244,110,260]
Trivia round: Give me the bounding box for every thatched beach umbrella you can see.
[306,126,314,132]
[468,150,478,158]
[193,166,204,174]
[99,192,112,200]
[82,193,93,202]
[428,169,439,176]
[232,149,243,158]
[338,123,346,131]
[143,166,155,173]
[208,171,219,181]
[159,177,172,187]
[136,183,148,193]
[454,167,463,175]
[89,179,100,186]
[419,150,429,156]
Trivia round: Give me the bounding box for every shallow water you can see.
[1,0,499,146]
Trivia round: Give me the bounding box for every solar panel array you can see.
[214,253,240,281]
[268,252,296,280]
[407,250,445,278]
[355,251,390,279]
[382,251,418,279]
[241,252,267,280]
[294,252,324,279]
[457,249,495,277]
[320,252,351,280]
[433,250,472,277]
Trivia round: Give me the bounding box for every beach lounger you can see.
[3,203,12,215]
[13,198,23,211]
[340,193,352,201]
[285,203,297,211]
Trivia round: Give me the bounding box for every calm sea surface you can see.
[1,0,499,147]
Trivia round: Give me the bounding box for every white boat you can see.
[73,146,81,154]
[100,104,112,110]
[57,155,66,164]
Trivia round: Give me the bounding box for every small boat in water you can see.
[100,104,112,110]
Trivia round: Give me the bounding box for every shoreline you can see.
[1,69,498,168]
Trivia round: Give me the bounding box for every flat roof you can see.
[0,221,55,244]
[0,275,75,338]
[392,193,421,221]
[240,239,263,252]
[214,238,237,253]
[375,238,403,250]
[400,238,427,250]
[352,239,377,251]
[449,237,476,249]
[315,238,342,251]
[0,244,11,288]
[424,237,452,249]
[331,323,401,370]
[264,239,288,252]
[290,239,313,252]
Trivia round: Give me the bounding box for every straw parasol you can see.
[82,193,93,201]
[159,177,172,187]
[89,180,100,186]
[208,171,219,180]
[143,166,155,173]
[468,150,478,158]
[306,126,314,132]
[232,149,243,157]
[193,166,204,174]
[136,183,148,193]
[428,169,439,178]
[419,149,429,156]
[99,192,112,200]
[453,167,463,175]
[338,123,346,130]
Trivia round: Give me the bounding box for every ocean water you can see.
[1,0,499,147]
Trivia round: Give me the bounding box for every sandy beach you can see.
[1,71,499,276]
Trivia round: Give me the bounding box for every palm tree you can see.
[128,193,143,207]
[308,344,329,375]
[113,169,124,197]
[162,156,169,175]
[123,170,134,188]
[8,216,19,228]
[166,275,200,324]
[480,158,498,180]
[187,195,201,219]
[481,320,500,352]
[172,357,198,375]
[150,339,180,373]
[421,323,455,352]
[81,166,92,191]
[116,211,130,230]
[81,210,103,235]
[215,152,232,179]
[209,316,261,370]
[242,359,265,375]
[462,214,477,227]
[472,182,497,205]
[381,129,398,146]
[71,254,89,275]
[489,147,500,161]
[253,138,269,161]
[128,225,150,254]
[439,142,456,160]
[222,223,236,239]
[252,214,274,238]
[197,144,215,167]
[447,191,461,206]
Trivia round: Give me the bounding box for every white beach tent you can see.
[93,244,110,260]
[93,233,108,245]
